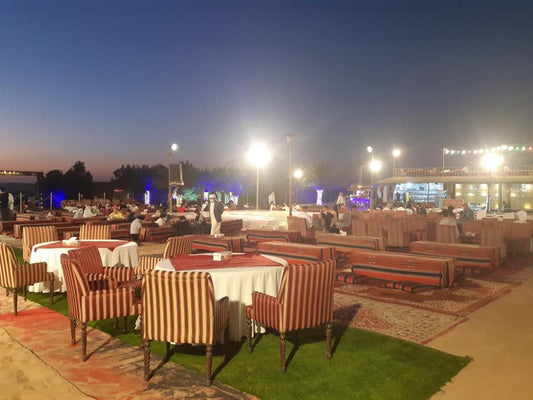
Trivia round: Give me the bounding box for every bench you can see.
[219,219,244,235]
[257,241,336,264]
[245,229,301,245]
[316,233,385,253]
[1,218,51,235]
[410,240,499,273]
[192,234,246,253]
[139,226,178,242]
[348,250,455,288]
[14,221,76,239]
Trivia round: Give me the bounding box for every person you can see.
[83,205,98,218]
[268,191,276,206]
[130,214,144,243]
[73,207,84,219]
[191,205,208,233]
[335,192,346,207]
[501,201,508,212]
[439,209,459,238]
[175,216,193,235]
[107,206,123,220]
[208,193,224,235]
[319,206,336,232]
[7,192,14,220]
[331,205,351,233]
[461,203,474,221]
[296,205,314,229]
[0,187,9,221]
[154,212,168,227]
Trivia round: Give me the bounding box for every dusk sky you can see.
[1,0,532,184]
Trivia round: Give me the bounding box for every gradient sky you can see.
[1,0,532,184]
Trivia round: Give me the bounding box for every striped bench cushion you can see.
[384,281,436,293]
[257,241,336,264]
[335,272,362,284]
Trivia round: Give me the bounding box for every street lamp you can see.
[293,168,303,179]
[392,148,401,174]
[369,159,382,209]
[247,143,271,211]
[168,143,178,213]
[287,135,295,216]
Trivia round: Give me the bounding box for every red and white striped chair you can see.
[59,254,141,361]
[134,255,163,278]
[142,270,229,385]
[246,259,336,372]
[79,224,111,240]
[68,246,139,293]
[163,235,194,259]
[22,225,58,262]
[0,242,55,315]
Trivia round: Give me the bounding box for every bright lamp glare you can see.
[369,159,382,173]
[392,148,401,158]
[293,168,303,179]
[366,146,373,153]
[247,143,271,168]
[480,154,503,171]
[170,143,178,151]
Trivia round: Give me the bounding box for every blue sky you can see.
[1,0,532,183]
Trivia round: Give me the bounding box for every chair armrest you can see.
[214,296,230,334]
[251,291,281,329]
[86,273,116,290]
[103,265,135,281]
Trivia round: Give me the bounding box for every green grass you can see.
[16,247,471,400]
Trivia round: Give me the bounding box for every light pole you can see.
[392,148,401,174]
[168,143,178,213]
[287,134,295,216]
[369,159,382,209]
[247,143,271,211]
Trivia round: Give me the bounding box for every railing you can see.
[392,165,533,178]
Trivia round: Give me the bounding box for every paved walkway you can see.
[1,234,532,399]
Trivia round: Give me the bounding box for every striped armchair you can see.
[387,219,411,248]
[246,259,336,372]
[0,242,55,315]
[79,224,111,240]
[134,255,163,278]
[142,270,229,385]
[367,219,384,238]
[481,225,507,260]
[22,225,58,262]
[351,218,367,236]
[163,235,194,259]
[59,254,141,361]
[68,246,139,293]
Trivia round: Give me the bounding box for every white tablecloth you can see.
[29,240,139,292]
[154,254,287,341]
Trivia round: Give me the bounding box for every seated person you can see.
[154,213,168,227]
[191,206,208,233]
[174,216,194,235]
[331,205,351,233]
[296,206,314,229]
[130,214,144,242]
[107,206,124,220]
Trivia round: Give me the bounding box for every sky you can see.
[1,0,532,184]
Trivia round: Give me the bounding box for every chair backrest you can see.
[0,242,17,287]
[142,270,216,344]
[68,246,104,274]
[351,218,367,236]
[366,219,383,237]
[462,220,481,235]
[277,259,335,332]
[137,255,163,275]
[22,225,58,261]
[287,216,315,240]
[163,235,194,259]
[387,219,410,247]
[79,224,111,240]
[60,254,91,320]
[436,224,457,243]
[481,225,506,258]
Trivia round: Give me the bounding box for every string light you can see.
[443,145,533,155]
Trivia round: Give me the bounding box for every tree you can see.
[64,161,93,199]
[42,170,65,194]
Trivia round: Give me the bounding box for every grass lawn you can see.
[17,248,471,400]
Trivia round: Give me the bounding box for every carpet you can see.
[0,305,253,400]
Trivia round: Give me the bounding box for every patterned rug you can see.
[332,260,533,344]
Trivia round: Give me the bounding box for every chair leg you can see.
[326,322,332,359]
[23,286,27,301]
[70,318,77,344]
[49,280,54,305]
[280,333,287,373]
[13,288,18,316]
[81,322,88,361]
[246,317,252,353]
[206,344,213,385]
[224,323,229,363]
[143,339,151,381]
